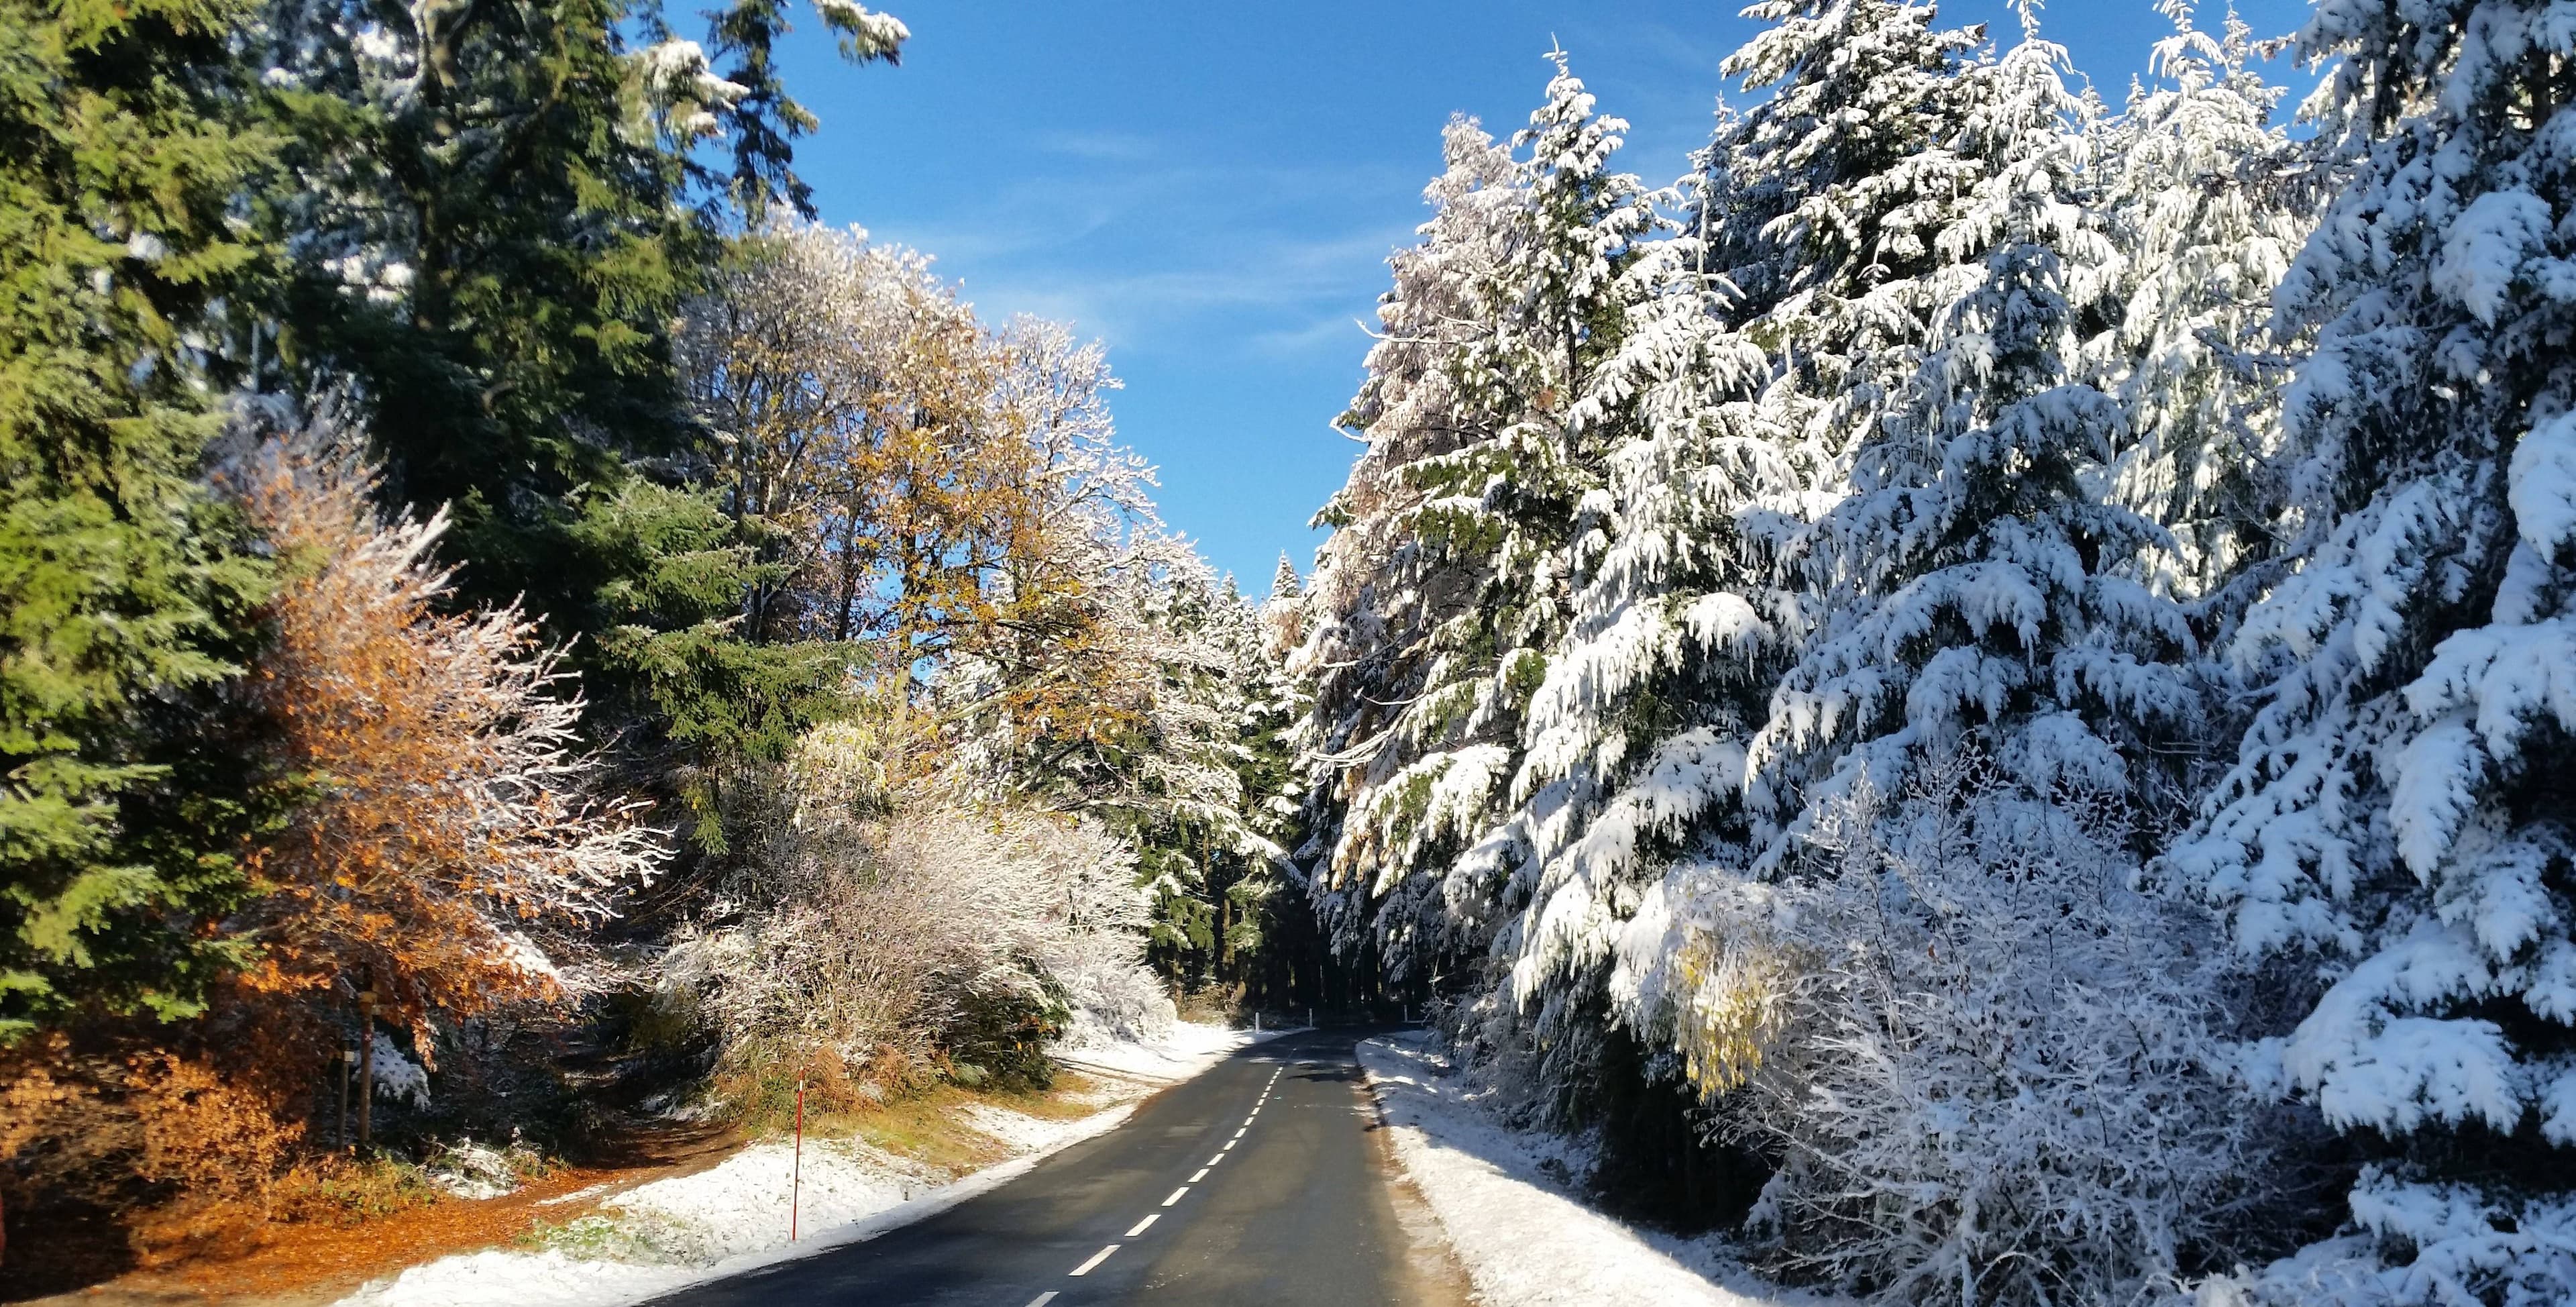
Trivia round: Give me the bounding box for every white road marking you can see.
[1070,1245,1119,1276]
[1232,1129,1246,1140]
[1190,1167,1209,1182]
[1026,1293,1059,1307]
[1223,1139,1237,1151]
[1163,1186,1190,1206]
[1125,1214,1158,1237]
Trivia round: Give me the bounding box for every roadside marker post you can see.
[792,1078,806,1241]
[356,989,377,1149]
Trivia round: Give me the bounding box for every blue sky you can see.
[775,0,2312,590]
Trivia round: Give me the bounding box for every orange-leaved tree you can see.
[227,425,668,1059]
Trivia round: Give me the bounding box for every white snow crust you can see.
[1356,1032,1824,1307]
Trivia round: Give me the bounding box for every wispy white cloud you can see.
[1032,127,1161,161]
[1247,312,1378,359]
[859,155,1419,355]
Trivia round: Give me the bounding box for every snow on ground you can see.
[1358,1031,1830,1307]
[336,1021,1269,1307]
[954,1102,1116,1153]
[1053,1014,1271,1082]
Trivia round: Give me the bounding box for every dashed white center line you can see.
[1208,1153,1226,1166]
[1025,1292,1059,1307]
[1125,1214,1159,1237]
[1069,1245,1119,1276]
[1190,1167,1210,1182]
[1162,1186,1190,1206]
[1223,1139,1237,1151]
[1231,1129,1246,1141]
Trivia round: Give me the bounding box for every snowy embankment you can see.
[1358,1032,1827,1307]
[337,1022,1267,1307]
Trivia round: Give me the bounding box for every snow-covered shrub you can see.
[421,1136,543,1200]
[665,724,1169,1108]
[1696,751,2268,1306]
[367,1043,430,1110]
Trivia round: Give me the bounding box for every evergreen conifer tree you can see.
[1296,57,1659,992]
[0,0,274,1036]
[2088,0,2313,612]
[1748,7,2197,851]
[2170,1,2576,1295]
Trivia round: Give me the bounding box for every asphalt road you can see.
[647,1027,1464,1307]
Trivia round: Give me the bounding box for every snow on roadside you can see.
[955,1102,1116,1153]
[1357,1031,1829,1307]
[1053,1014,1270,1082]
[336,1021,1267,1307]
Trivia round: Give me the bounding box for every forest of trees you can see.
[0,0,1302,1274]
[6,0,2575,1302]
[1284,0,2576,1303]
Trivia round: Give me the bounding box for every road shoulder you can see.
[1356,1032,1830,1307]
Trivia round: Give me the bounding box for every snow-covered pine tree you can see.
[1481,0,2019,1064]
[1703,0,1990,416]
[1267,553,1301,607]
[1295,56,1658,994]
[1746,5,2198,853]
[1633,0,2011,865]
[1479,152,1800,1096]
[2088,0,2316,612]
[1293,117,1523,984]
[1565,3,2002,1096]
[2167,1,2576,1298]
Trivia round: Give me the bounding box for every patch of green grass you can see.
[515,1213,670,1263]
[807,1071,1112,1173]
[276,1155,443,1226]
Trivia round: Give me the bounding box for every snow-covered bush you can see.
[664,723,1169,1107]
[1694,751,2268,1305]
[421,1135,544,1200]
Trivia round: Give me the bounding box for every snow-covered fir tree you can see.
[1746,5,2199,852]
[1295,56,1659,992]
[1292,116,1525,982]
[1474,138,1803,1108]
[2167,1,2576,1299]
[2088,0,2317,611]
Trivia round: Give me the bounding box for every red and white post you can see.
[790,1078,805,1241]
